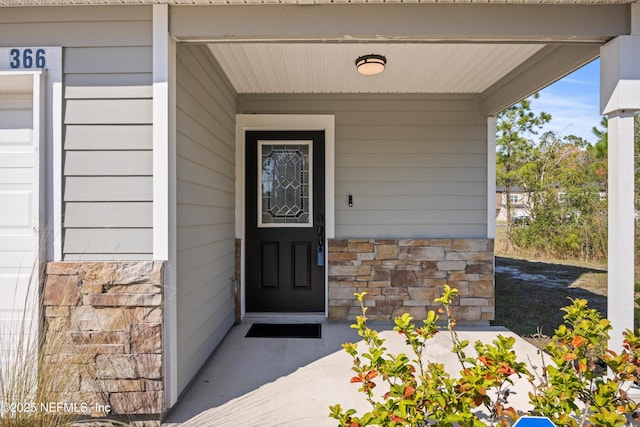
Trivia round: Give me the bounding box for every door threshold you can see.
[243,312,326,323]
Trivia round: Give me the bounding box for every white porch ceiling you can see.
[208,43,546,94]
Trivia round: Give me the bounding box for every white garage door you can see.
[0,72,43,358]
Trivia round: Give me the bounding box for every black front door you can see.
[245,130,325,312]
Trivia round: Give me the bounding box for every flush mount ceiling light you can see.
[355,54,386,76]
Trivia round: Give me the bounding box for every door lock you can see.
[317,215,325,267]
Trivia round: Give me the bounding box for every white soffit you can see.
[208,43,546,94]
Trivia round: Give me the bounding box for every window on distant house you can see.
[558,192,566,203]
[509,194,520,204]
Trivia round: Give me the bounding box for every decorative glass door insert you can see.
[258,140,313,227]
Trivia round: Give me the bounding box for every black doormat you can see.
[245,323,322,339]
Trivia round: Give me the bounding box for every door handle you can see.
[317,217,325,267]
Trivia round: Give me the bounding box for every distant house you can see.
[496,187,607,224]
[496,187,608,224]
[0,0,637,420]
[495,187,532,223]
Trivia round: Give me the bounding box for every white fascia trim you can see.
[487,116,497,239]
[153,3,178,410]
[235,114,335,318]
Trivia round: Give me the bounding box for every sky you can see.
[526,59,603,145]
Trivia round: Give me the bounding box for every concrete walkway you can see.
[162,321,543,427]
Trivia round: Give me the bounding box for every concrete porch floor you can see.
[161,321,543,427]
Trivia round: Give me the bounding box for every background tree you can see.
[592,114,640,265]
[589,116,608,184]
[511,131,607,260]
[496,94,551,240]
[497,98,639,263]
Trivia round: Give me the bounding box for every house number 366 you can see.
[10,48,46,69]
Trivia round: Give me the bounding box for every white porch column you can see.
[600,31,640,352]
[153,4,178,409]
[487,116,497,240]
[606,112,636,352]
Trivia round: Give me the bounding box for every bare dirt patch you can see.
[492,256,608,341]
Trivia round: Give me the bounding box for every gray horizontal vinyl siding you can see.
[176,44,236,395]
[237,94,488,239]
[0,6,154,260]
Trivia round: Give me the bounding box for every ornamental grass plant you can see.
[0,263,82,426]
[0,263,134,427]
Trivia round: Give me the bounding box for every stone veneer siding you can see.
[328,239,494,322]
[43,261,164,418]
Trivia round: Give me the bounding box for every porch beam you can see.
[480,44,600,116]
[600,34,639,352]
[170,4,629,44]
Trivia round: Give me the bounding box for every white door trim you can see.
[235,114,335,318]
[0,70,45,360]
[0,47,62,260]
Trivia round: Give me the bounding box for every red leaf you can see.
[403,386,415,398]
[351,376,363,383]
[497,363,516,376]
[478,356,493,367]
[572,336,588,348]
[365,370,378,381]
